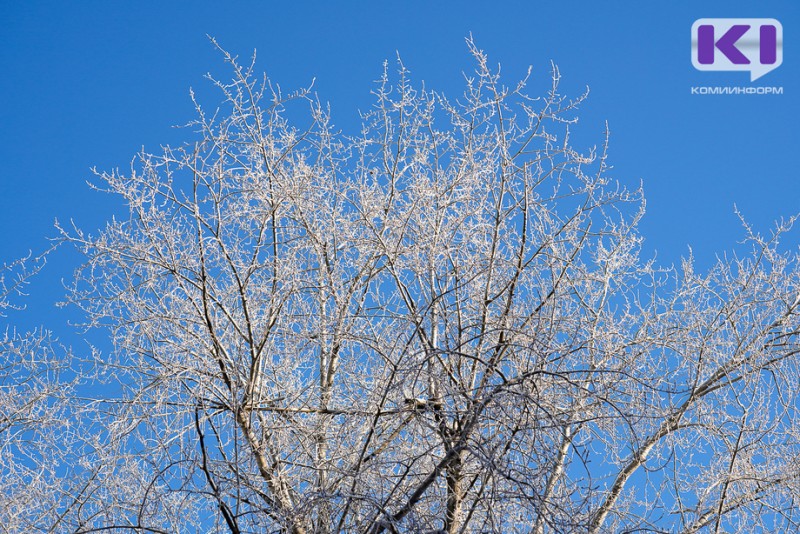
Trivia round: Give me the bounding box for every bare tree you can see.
[45,40,800,532]
[0,254,91,532]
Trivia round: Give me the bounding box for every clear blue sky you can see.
[1,1,798,333]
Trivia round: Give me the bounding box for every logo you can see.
[691,18,782,81]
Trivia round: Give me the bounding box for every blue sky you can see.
[1,1,798,333]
